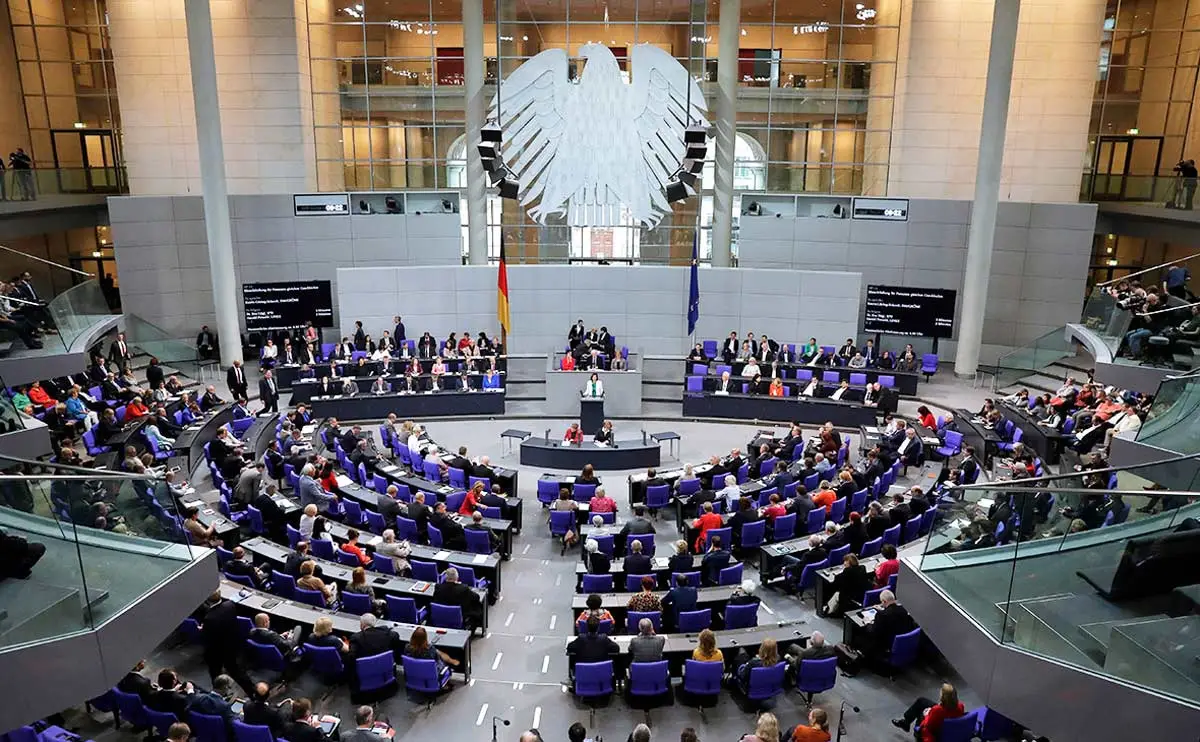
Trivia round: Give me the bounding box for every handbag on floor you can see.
[834,643,863,676]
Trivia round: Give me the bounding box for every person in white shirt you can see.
[829,380,851,401]
[261,339,278,364]
[408,425,427,459]
[1003,389,1029,407]
[743,358,761,378]
[1104,405,1142,451]
[802,376,819,396]
[370,346,391,362]
[717,474,741,502]
[299,503,319,538]
[584,373,603,398]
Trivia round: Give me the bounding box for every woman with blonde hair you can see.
[691,628,723,663]
[892,682,966,742]
[736,637,780,693]
[740,712,780,742]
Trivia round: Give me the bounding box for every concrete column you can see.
[710,0,741,268]
[184,0,241,365]
[954,0,1021,378]
[463,0,488,265]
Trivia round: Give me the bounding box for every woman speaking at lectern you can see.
[583,372,604,398]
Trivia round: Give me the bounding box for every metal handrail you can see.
[0,453,157,480]
[1096,251,1200,287]
[1138,299,1200,316]
[0,243,94,278]
[949,451,1200,491]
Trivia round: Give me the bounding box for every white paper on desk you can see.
[472,553,488,564]
[565,476,576,483]
[978,498,995,510]
[182,500,203,509]
[302,424,317,436]
[654,557,669,568]
[368,536,383,546]
[433,550,450,560]
[715,390,729,395]
[864,426,880,435]
[335,474,354,488]
[922,437,940,446]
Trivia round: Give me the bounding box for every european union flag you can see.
[687,233,700,336]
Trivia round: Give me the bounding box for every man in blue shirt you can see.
[187,674,237,733]
[660,572,698,630]
[1164,264,1192,300]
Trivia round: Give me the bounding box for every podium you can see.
[580,395,605,433]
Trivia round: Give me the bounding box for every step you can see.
[1013,593,1158,668]
[0,340,12,358]
[1078,615,1171,662]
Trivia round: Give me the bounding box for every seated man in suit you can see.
[283,697,332,742]
[284,541,321,578]
[341,706,381,742]
[660,572,698,631]
[480,483,507,510]
[253,484,288,540]
[895,428,924,473]
[378,484,404,524]
[430,502,467,550]
[348,613,403,665]
[117,659,154,700]
[243,682,288,737]
[467,511,502,555]
[146,668,195,718]
[782,630,836,678]
[187,674,238,733]
[623,537,653,577]
[431,567,485,633]
[866,590,916,662]
[700,535,731,586]
[223,546,267,589]
[248,613,304,678]
[566,616,619,668]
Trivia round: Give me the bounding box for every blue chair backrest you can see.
[396,516,418,540]
[357,652,398,692]
[574,661,614,697]
[111,688,148,727]
[465,528,492,554]
[401,655,445,693]
[430,602,464,629]
[536,478,559,504]
[645,484,670,508]
[889,627,922,668]
[295,586,325,608]
[882,524,902,547]
[771,513,796,542]
[385,595,425,623]
[703,526,731,551]
[724,603,758,629]
[683,659,723,695]
[627,610,661,633]
[938,710,981,742]
[719,563,744,586]
[582,573,613,592]
[271,571,296,598]
[549,510,573,536]
[189,711,230,742]
[246,640,286,672]
[303,643,346,680]
[629,661,670,696]
[411,559,439,582]
[686,375,704,392]
[341,590,373,614]
[830,497,847,523]
[796,656,838,695]
[747,661,787,700]
[232,721,274,742]
[806,508,826,534]
[741,519,766,548]
[573,483,597,502]
[863,587,885,607]
[626,573,653,592]
[427,523,444,547]
[828,544,850,564]
[678,609,712,632]
[422,460,440,481]
[860,536,882,558]
[591,533,614,556]
[627,533,655,556]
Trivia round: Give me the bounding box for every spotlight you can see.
[684,125,708,145]
[481,122,502,143]
[478,141,499,160]
[488,165,510,186]
[677,169,699,192]
[665,179,689,203]
[681,157,704,175]
[498,177,520,200]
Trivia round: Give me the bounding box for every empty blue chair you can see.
[582,573,613,592]
[718,563,744,586]
[806,508,825,535]
[310,538,335,560]
[903,515,922,543]
[628,661,671,709]
[886,627,922,675]
[678,478,702,497]
[341,500,363,526]
[337,549,361,567]
[574,661,615,721]
[411,560,439,582]
[863,587,886,607]
[828,544,850,565]
[821,370,839,384]
[444,491,466,513]
[549,510,574,538]
[793,559,828,600]
[111,688,148,730]
[189,711,230,742]
[295,587,326,608]
[771,513,796,542]
[401,655,449,707]
[882,524,902,548]
[627,610,661,633]
[850,488,869,515]
[682,659,722,710]
[829,497,847,524]
[355,651,398,699]
[224,572,256,589]
[232,721,273,742]
[592,510,616,526]
[396,516,419,541]
[480,506,502,519]
[678,609,711,632]
[144,708,179,739]
[537,478,558,507]
[302,641,347,685]
[796,656,838,705]
[737,462,750,483]
[936,430,963,459]
[1103,498,1131,526]
[740,519,766,550]
[645,484,670,516]
[573,483,597,502]
[342,590,373,614]
[724,603,758,629]
[427,523,444,547]
[381,596,423,625]
[921,353,938,380]
[919,508,936,536]
[422,460,441,481]
[860,537,883,558]
[429,602,464,629]
[447,467,467,488]
[271,570,296,599]
[743,661,787,706]
[364,510,386,533]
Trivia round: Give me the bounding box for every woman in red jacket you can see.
[892,683,966,742]
[691,500,723,552]
[459,481,483,515]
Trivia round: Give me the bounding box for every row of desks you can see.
[566,620,809,673]
[683,392,878,427]
[684,359,921,395]
[290,375,505,403]
[240,536,492,624]
[276,358,508,389]
[217,580,473,676]
[569,585,739,620]
[308,391,505,420]
[573,554,706,589]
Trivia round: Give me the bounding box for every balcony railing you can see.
[0,166,127,200]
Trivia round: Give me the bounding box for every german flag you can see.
[497,235,511,338]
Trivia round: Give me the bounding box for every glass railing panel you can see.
[0,461,198,651]
[1,167,127,199]
[992,326,1076,389]
[1080,285,1134,356]
[123,314,202,380]
[1135,374,1200,454]
[921,454,1200,707]
[1080,174,1185,205]
[45,279,113,352]
[0,381,28,431]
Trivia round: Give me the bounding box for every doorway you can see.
[50,129,122,193]
[1089,135,1163,201]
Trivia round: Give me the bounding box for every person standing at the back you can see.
[9,148,34,201]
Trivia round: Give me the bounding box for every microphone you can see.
[491,716,511,742]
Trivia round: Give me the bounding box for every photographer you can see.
[1173,158,1198,209]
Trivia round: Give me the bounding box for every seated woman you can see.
[610,349,627,371]
[787,709,831,742]
[735,637,779,694]
[405,626,460,675]
[916,405,937,431]
[589,486,617,513]
[768,377,785,397]
[482,368,503,390]
[578,592,614,625]
[124,396,150,420]
[260,339,278,369]
[822,553,869,617]
[891,683,965,741]
[691,628,724,664]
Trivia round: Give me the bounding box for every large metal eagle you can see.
[491,43,707,228]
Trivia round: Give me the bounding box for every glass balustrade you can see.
[45,279,114,353]
[0,458,198,651]
[991,327,1077,390]
[918,456,1200,706]
[123,314,203,380]
[1136,372,1200,455]
[0,167,126,200]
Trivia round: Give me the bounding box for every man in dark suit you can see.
[887,493,913,529]
[284,542,322,578]
[473,456,498,484]
[406,492,431,540]
[480,485,507,511]
[393,316,406,342]
[466,511,502,554]
[243,683,287,737]
[283,698,328,742]
[623,538,653,576]
[196,325,216,361]
[660,572,698,630]
[643,468,666,490]
[867,590,916,661]
[895,428,924,472]
[431,567,485,632]
[877,385,900,416]
[377,485,403,525]
[153,406,183,437]
[701,536,731,586]
[223,546,267,589]
[188,675,238,732]
[248,613,300,668]
[227,360,249,400]
[252,485,288,539]
[341,706,380,742]
[430,502,467,550]
[117,660,154,700]
[617,506,655,557]
[198,590,255,694]
[771,461,794,493]
[566,617,619,664]
[108,332,132,365]
[146,668,195,718]
[259,370,279,413]
[348,613,403,663]
[446,446,472,474]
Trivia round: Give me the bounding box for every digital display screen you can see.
[243,281,334,332]
[294,193,350,216]
[863,284,957,338]
[852,197,909,221]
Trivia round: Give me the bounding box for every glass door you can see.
[50,129,121,193]
[1090,135,1163,201]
